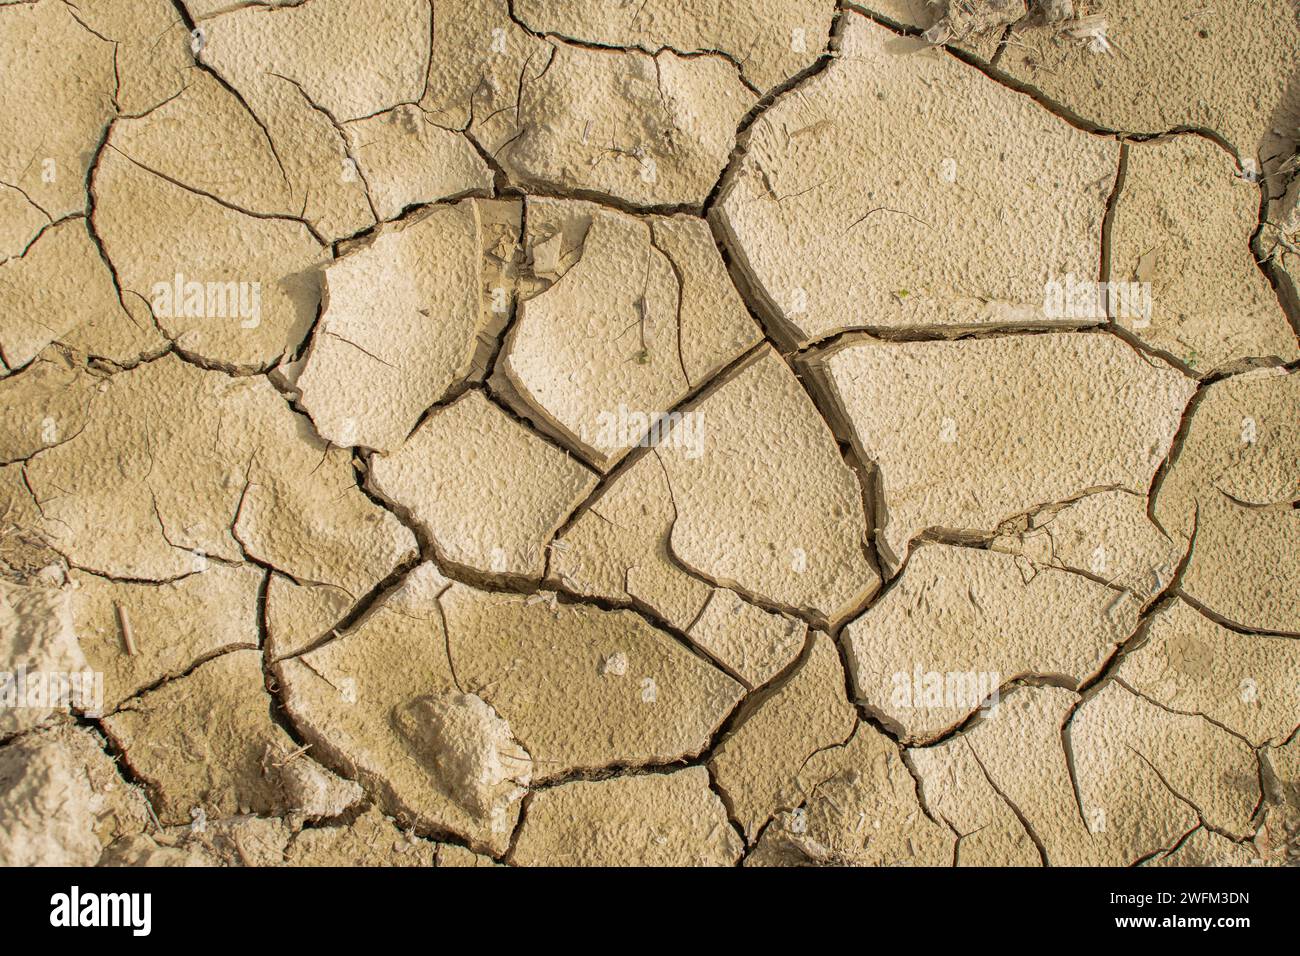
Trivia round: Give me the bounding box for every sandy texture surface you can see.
[0,0,1296,868]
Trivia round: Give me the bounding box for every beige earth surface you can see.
[0,0,1297,868]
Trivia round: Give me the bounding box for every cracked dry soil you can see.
[0,0,1297,869]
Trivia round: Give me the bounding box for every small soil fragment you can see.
[748,723,954,866]
[713,13,1117,346]
[548,448,714,631]
[70,564,262,712]
[1072,682,1260,842]
[659,347,880,627]
[276,563,520,853]
[393,690,532,827]
[369,390,597,580]
[513,0,835,92]
[1110,135,1297,371]
[997,0,1300,160]
[709,632,857,840]
[1154,367,1298,633]
[343,109,493,221]
[842,543,1135,742]
[442,581,744,781]
[500,44,755,208]
[296,201,486,452]
[511,767,743,867]
[496,199,759,470]
[1117,598,1300,747]
[910,734,1043,866]
[101,650,309,826]
[809,332,1195,571]
[0,220,163,372]
[0,0,116,221]
[91,150,325,370]
[686,588,807,690]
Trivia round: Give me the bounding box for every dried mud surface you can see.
[1,0,1297,868]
